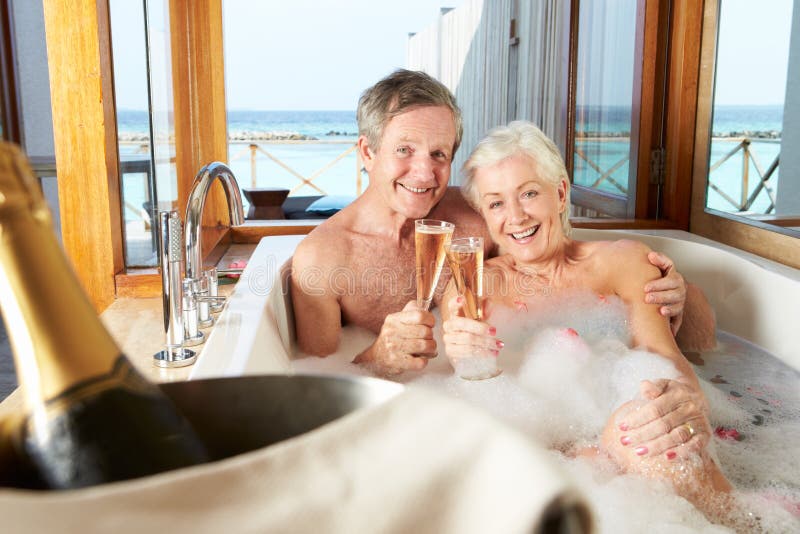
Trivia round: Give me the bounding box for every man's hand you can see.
[352,301,437,376]
[645,251,687,335]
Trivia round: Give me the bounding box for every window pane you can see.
[220,1,461,219]
[110,0,178,267]
[110,0,157,267]
[573,0,637,217]
[706,0,798,233]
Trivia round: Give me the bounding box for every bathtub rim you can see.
[190,229,800,380]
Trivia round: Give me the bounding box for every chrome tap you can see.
[153,210,197,367]
[183,162,245,329]
[184,162,245,281]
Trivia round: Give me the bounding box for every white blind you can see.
[408,0,568,183]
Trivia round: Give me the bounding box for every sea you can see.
[117,105,783,221]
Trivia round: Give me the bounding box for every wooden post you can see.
[741,139,750,210]
[169,0,229,264]
[250,143,257,187]
[42,0,122,312]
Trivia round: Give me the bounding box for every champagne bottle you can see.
[0,142,209,489]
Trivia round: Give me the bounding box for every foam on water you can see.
[292,291,800,532]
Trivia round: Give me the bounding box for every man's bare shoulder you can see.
[293,218,352,271]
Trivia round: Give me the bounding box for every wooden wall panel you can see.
[42,0,122,312]
[663,0,703,229]
[169,0,230,270]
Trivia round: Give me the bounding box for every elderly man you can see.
[290,69,697,376]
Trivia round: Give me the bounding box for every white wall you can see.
[407,0,568,183]
[10,0,59,237]
[778,0,800,215]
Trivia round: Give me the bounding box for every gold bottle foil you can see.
[0,142,121,410]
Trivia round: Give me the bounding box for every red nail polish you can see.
[496,340,505,349]
[635,446,648,456]
[666,451,677,460]
[619,423,629,432]
[456,296,463,304]
[488,326,497,336]
[620,436,632,446]
[490,349,499,357]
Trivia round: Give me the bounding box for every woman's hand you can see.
[601,379,711,465]
[441,294,502,369]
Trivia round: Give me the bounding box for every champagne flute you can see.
[445,237,484,320]
[445,236,500,380]
[414,219,454,311]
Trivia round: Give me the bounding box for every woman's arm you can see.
[609,240,698,387]
[604,240,713,459]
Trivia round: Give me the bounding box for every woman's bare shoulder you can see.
[582,238,653,263]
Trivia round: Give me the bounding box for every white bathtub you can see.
[191,229,800,378]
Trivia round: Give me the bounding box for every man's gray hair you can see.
[357,69,463,154]
[461,121,571,235]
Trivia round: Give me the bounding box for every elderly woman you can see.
[442,121,731,514]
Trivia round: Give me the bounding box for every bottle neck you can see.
[0,145,120,407]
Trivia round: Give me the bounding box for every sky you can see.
[222,0,466,110]
[110,0,794,111]
[110,0,466,111]
[714,0,793,106]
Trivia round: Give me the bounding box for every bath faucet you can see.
[184,162,245,281]
[183,162,245,330]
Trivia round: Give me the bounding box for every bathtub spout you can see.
[182,162,245,335]
[184,162,245,281]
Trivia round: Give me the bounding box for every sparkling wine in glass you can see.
[414,219,454,311]
[445,237,484,320]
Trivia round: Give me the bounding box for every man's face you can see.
[362,105,456,220]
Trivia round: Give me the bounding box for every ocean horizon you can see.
[117,105,784,139]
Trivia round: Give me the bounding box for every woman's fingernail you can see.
[666,451,677,460]
[488,326,497,336]
[620,436,632,446]
[490,349,499,357]
[619,423,629,432]
[635,446,648,456]
[496,340,505,349]
[456,296,463,304]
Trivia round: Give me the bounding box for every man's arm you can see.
[290,237,342,356]
[644,251,716,350]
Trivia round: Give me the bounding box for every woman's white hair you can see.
[461,120,571,235]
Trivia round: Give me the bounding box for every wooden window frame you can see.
[0,0,21,143]
[43,0,280,307]
[45,0,795,308]
[566,0,699,231]
[566,0,658,221]
[688,0,800,269]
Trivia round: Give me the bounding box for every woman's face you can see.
[474,153,567,264]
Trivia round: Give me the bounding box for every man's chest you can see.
[338,240,417,331]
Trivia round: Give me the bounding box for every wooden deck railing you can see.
[707,137,779,214]
[573,141,630,195]
[573,136,780,216]
[117,136,780,222]
[228,140,362,195]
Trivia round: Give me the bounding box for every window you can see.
[704,0,799,235]
[571,0,640,219]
